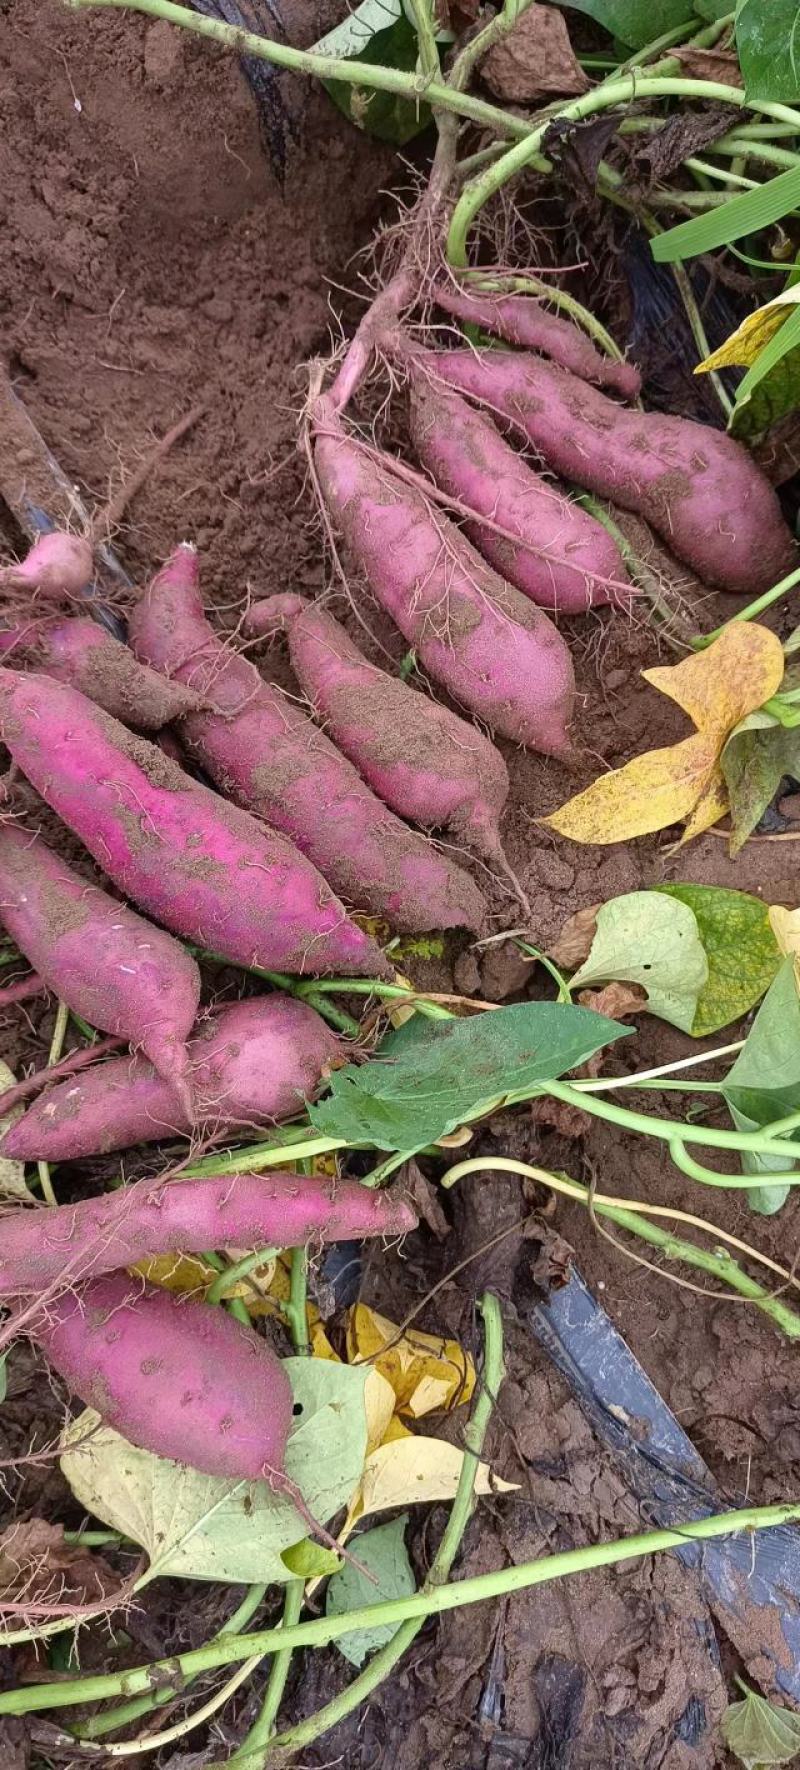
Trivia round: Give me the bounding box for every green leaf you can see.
[652,163,800,263]
[736,0,800,105]
[325,1514,415,1666]
[722,960,800,1214]
[654,883,780,1034]
[722,712,800,848]
[560,1,694,52]
[60,1359,368,1585]
[732,301,800,429]
[723,1687,800,1769]
[309,1001,631,1151]
[694,0,734,17]
[317,8,435,145]
[570,890,708,1031]
[281,1538,342,1578]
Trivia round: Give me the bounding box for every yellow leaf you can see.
[363,1368,398,1455]
[768,906,800,988]
[346,1303,476,1419]
[132,1253,217,1295]
[695,288,800,374]
[344,1435,518,1532]
[309,1320,341,1362]
[544,624,785,847]
[0,1061,29,1200]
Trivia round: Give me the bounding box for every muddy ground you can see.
[2,3,800,1765]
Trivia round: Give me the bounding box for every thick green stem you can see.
[447,75,800,265]
[230,1581,305,1764]
[443,1159,800,1338]
[259,1294,505,1763]
[205,1248,278,1306]
[284,1245,310,1356]
[6,1503,800,1718]
[66,0,532,141]
[692,563,800,649]
[543,1079,800,1166]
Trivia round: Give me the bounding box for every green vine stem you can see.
[447,75,800,266]
[442,1158,800,1338]
[6,1503,800,1718]
[693,561,800,648]
[205,1247,278,1306]
[249,1292,505,1765]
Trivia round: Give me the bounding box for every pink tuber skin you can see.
[0,667,389,980]
[0,531,93,599]
[0,824,200,1114]
[420,347,796,595]
[128,547,486,934]
[245,593,512,866]
[0,616,203,731]
[312,399,576,756]
[0,1170,417,1295]
[407,374,633,614]
[433,281,642,399]
[1,995,341,1163]
[32,1273,296,1483]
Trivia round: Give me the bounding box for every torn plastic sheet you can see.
[190,0,298,180]
[530,1268,800,1704]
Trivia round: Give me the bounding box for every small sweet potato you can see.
[0,666,389,980]
[0,616,203,730]
[33,1273,295,1482]
[0,824,199,1111]
[434,281,641,398]
[422,346,795,594]
[1,995,339,1162]
[0,531,93,599]
[128,546,485,934]
[313,399,576,755]
[408,374,632,613]
[244,593,512,865]
[0,1170,417,1294]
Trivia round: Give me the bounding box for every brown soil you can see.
[1,6,798,1767]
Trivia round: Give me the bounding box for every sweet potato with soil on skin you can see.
[407,375,633,614]
[245,593,512,865]
[1,995,340,1163]
[0,531,93,599]
[0,1170,417,1295]
[0,824,199,1113]
[433,281,641,399]
[0,616,203,730]
[0,666,389,980]
[312,399,576,755]
[128,546,485,934]
[420,346,796,595]
[32,1273,295,1483]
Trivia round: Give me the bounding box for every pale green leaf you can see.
[654,883,780,1034]
[722,960,800,1214]
[733,301,800,426]
[721,711,797,849]
[723,1686,800,1769]
[315,4,436,145]
[281,1538,342,1578]
[60,1359,368,1585]
[569,891,708,1031]
[326,1514,415,1666]
[651,163,800,262]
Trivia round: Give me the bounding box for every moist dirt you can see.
[1,5,798,1765]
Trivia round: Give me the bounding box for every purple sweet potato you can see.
[421,346,795,595]
[0,1170,417,1295]
[33,1273,295,1481]
[0,616,203,730]
[312,400,575,755]
[0,531,93,599]
[0,824,199,1111]
[0,666,388,979]
[1,995,340,1162]
[244,593,511,865]
[434,281,641,398]
[128,546,485,933]
[408,375,633,613]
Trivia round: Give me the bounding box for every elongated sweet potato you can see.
[33,1273,295,1481]
[434,281,641,398]
[128,547,485,933]
[312,400,575,755]
[244,594,511,864]
[421,346,795,594]
[0,667,388,979]
[408,375,632,613]
[0,1170,417,1294]
[0,824,199,1111]
[0,616,202,730]
[1,995,339,1162]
